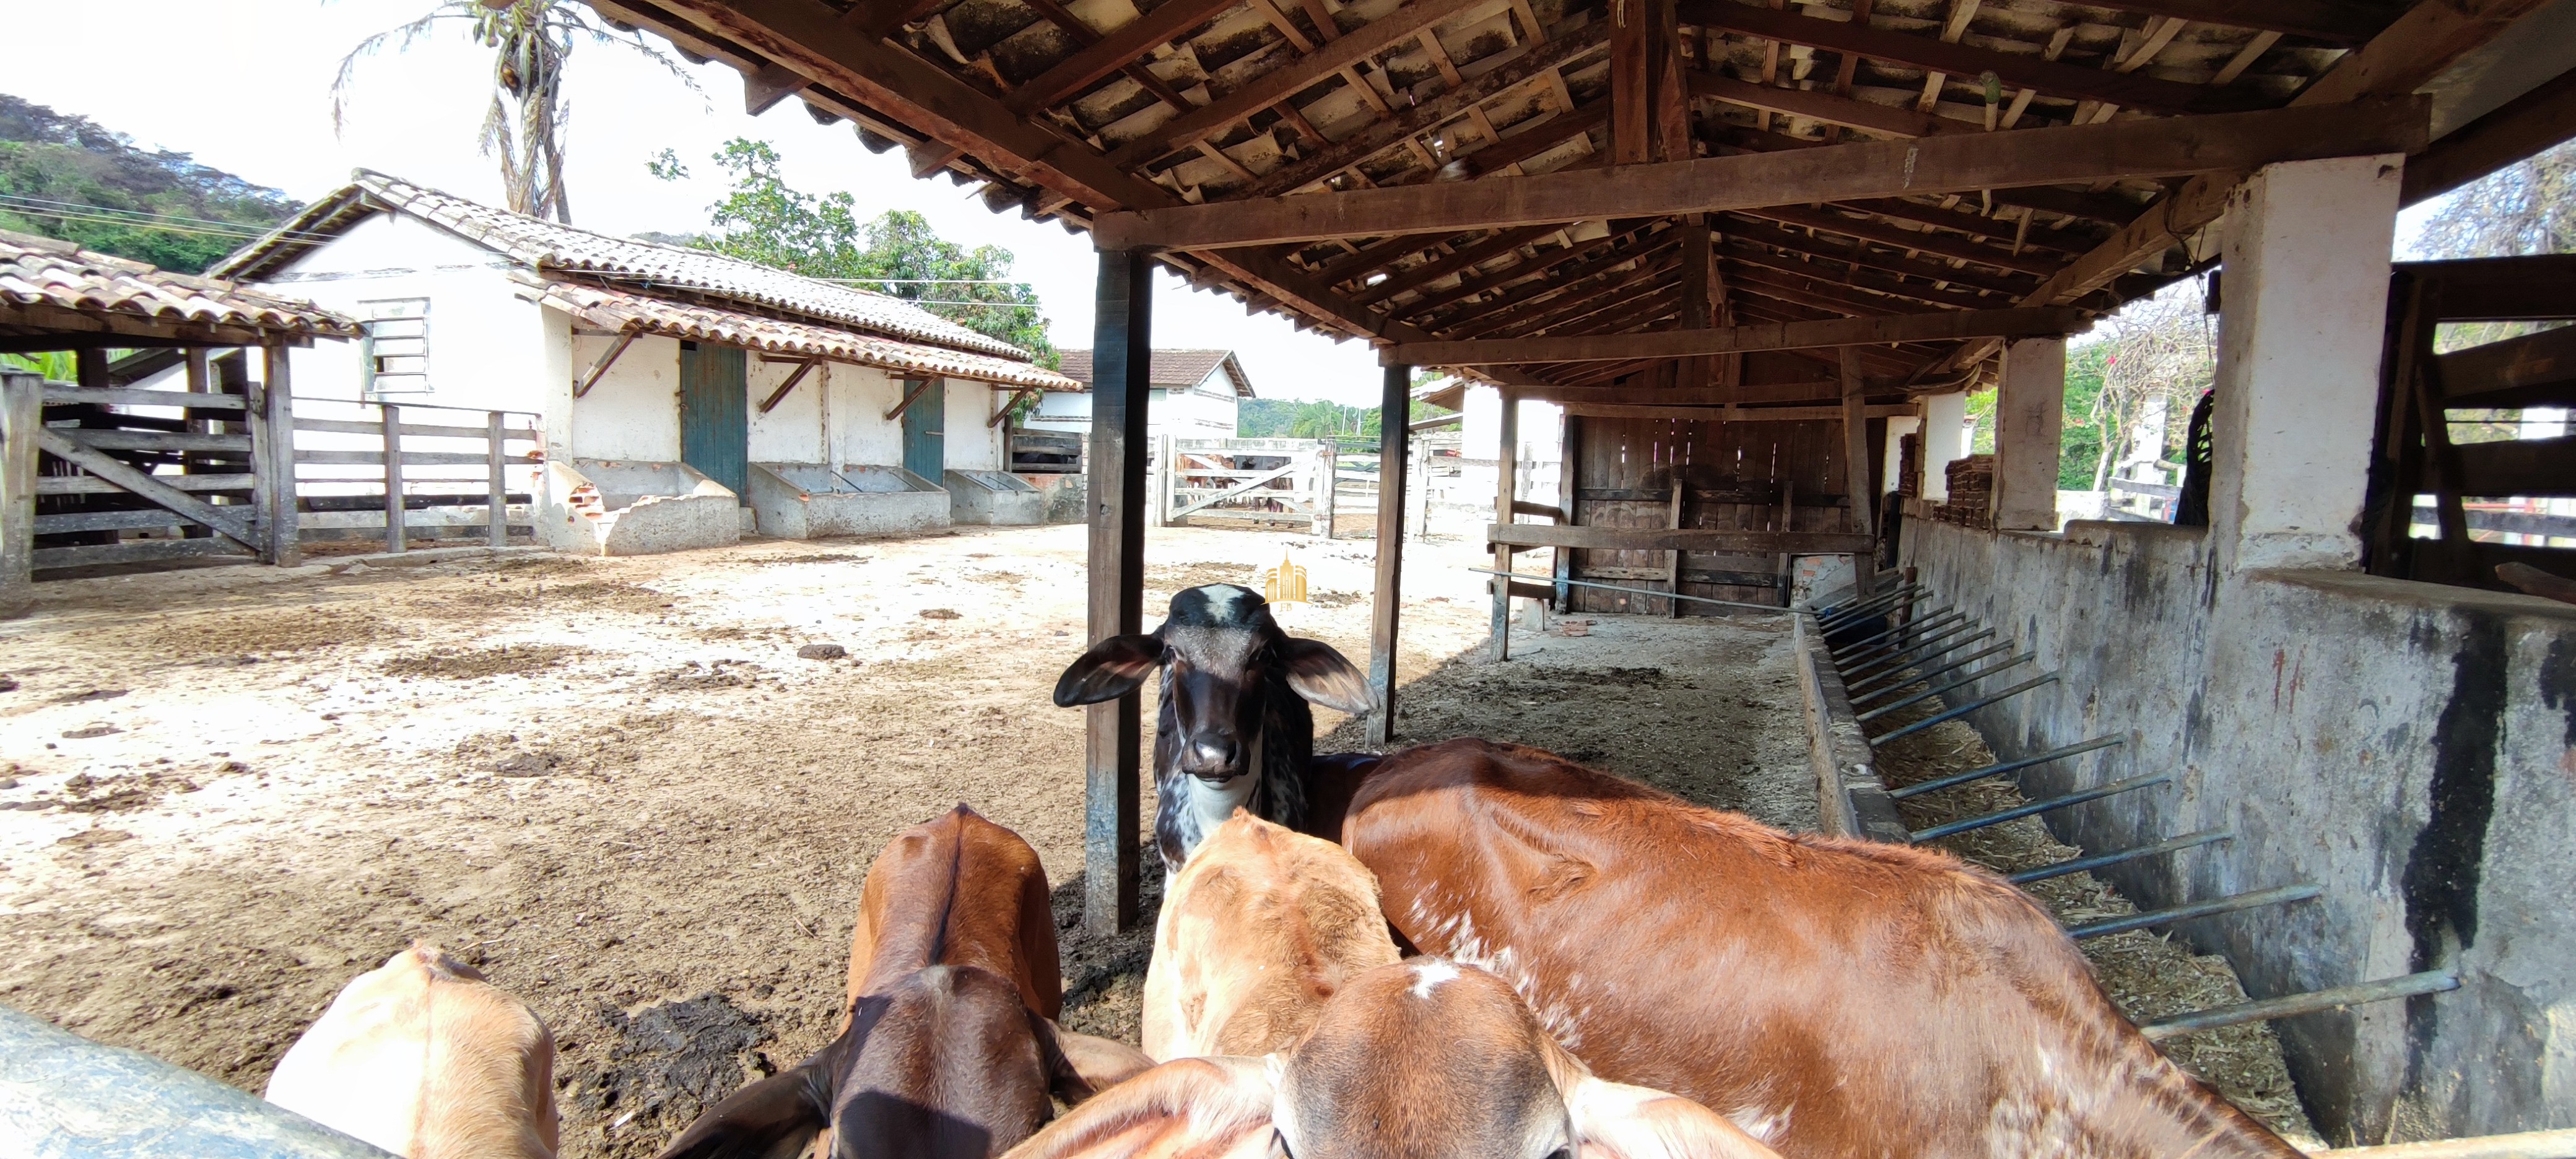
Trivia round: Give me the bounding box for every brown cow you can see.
[1070,810,1777,1159]
[265,942,558,1159]
[1342,739,2304,1159]
[656,805,1152,1159]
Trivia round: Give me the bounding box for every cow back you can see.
[847,805,1063,1020]
[1343,739,2300,1159]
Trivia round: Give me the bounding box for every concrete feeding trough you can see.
[747,462,952,538]
[538,459,741,556]
[944,469,1045,526]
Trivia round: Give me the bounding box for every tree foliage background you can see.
[653,139,1056,364]
[0,93,296,273]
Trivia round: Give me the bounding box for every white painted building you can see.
[1025,349,1253,440]
[210,171,1074,547]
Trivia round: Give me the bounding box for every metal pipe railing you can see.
[2006,826,2229,883]
[1909,772,2169,842]
[1855,654,2035,721]
[1850,641,2017,706]
[2138,969,2458,1041]
[1815,584,1921,628]
[1843,623,1996,688]
[1830,609,1964,663]
[1866,672,2058,747]
[1892,735,2128,801]
[2068,883,2322,940]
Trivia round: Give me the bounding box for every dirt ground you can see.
[0,518,1817,1157]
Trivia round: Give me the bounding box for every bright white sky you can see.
[7,1,1389,405]
[9,2,2463,395]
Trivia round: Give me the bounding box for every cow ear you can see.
[1279,638,1373,714]
[1033,1015,1157,1103]
[1055,633,1163,707]
[651,1061,833,1159]
[1563,1075,1783,1159]
[1004,1057,1276,1159]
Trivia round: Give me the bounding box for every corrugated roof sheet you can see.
[213,170,1034,363]
[0,228,359,342]
[532,278,1077,391]
[1055,348,1254,396]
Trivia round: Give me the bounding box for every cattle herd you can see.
[254,584,2305,1159]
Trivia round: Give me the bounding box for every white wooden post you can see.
[257,346,300,566]
[1155,432,1175,526]
[2,371,39,618]
[487,410,508,548]
[380,401,407,553]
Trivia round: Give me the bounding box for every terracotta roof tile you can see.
[0,228,358,342]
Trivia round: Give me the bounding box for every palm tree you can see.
[334,0,697,222]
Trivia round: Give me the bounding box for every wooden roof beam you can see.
[1717,217,2039,297]
[1426,230,1683,331]
[1468,260,1684,337]
[1719,249,1998,312]
[1735,204,2066,277]
[1688,71,1977,139]
[1396,220,1659,321]
[1006,0,1243,115]
[1104,0,1492,168]
[2069,1,2400,45]
[1353,224,1562,306]
[1702,124,2145,226]
[1678,0,2265,115]
[1092,97,2429,249]
[1387,305,2086,365]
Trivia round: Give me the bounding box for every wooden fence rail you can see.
[288,398,541,552]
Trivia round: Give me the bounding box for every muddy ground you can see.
[0,519,1816,1157]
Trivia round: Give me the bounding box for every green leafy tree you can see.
[0,94,297,272]
[335,1,695,222]
[658,139,1055,362]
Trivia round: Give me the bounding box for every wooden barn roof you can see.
[585,0,2561,398]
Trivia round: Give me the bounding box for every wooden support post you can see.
[1408,435,1429,542]
[258,346,300,566]
[884,378,935,421]
[1554,413,1579,612]
[1611,0,1650,164]
[1318,441,1338,539]
[1840,347,1877,595]
[1368,363,1412,747]
[487,411,509,548]
[1084,250,1152,937]
[759,357,822,414]
[1667,470,1687,617]
[1155,432,1175,527]
[1492,389,1518,661]
[381,401,407,554]
[1,372,37,619]
[1679,215,1714,391]
[574,330,638,399]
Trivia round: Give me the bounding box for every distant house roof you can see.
[1,228,359,347]
[211,170,1033,363]
[528,278,1074,390]
[1053,349,1252,397]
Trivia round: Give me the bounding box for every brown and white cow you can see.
[266,941,559,1159]
[656,805,1151,1159]
[1059,810,1777,1159]
[1341,739,2305,1159]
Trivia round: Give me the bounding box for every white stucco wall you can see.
[944,379,1004,471]
[829,366,907,467]
[258,212,542,413]
[1024,367,1240,439]
[567,333,682,462]
[747,356,826,464]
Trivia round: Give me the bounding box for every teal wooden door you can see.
[679,342,748,499]
[902,378,946,482]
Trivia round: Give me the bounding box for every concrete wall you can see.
[1903,518,2576,1145]
[828,365,907,467]
[944,380,1005,472]
[1025,368,1240,439]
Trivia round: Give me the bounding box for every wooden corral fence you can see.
[1009,426,1081,474]
[6,350,298,574]
[288,397,541,551]
[1156,436,1339,534]
[1559,407,1887,615]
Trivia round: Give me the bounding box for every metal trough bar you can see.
[2140,970,2460,1041]
[1827,607,1959,660]
[2068,883,2323,940]
[2007,827,2230,883]
[1890,735,2127,800]
[1844,624,1996,687]
[1849,638,2013,701]
[2307,1127,2576,1159]
[1816,584,1920,628]
[1867,671,2060,747]
[1910,772,2170,841]
[1831,609,1965,662]
[1856,653,2035,721]
[1838,613,1980,671]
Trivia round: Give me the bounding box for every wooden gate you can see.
[678,342,748,498]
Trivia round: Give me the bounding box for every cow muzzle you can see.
[1180,738,1244,783]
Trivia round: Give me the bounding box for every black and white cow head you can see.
[1053,584,1372,869]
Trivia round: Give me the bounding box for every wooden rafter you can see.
[1391,305,2086,365]
[1093,98,2429,250]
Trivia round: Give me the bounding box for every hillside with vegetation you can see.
[0,93,297,273]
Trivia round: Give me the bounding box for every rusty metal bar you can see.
[1910,771,2168,841]
[2068,883,2322,940]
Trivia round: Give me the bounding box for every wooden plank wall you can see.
[1570,414,1882,614]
